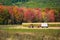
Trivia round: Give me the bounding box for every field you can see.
[22,23,60,27]
[0,29,60,40]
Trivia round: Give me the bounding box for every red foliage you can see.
[0,5,56,22]
[0,5,4,13]
[24,8,35,22]
[34,8,42,20]
[8,6,13,15]
[49,9,55,22]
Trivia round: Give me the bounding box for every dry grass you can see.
[0,29,60,40]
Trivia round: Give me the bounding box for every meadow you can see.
[0,29,60,40]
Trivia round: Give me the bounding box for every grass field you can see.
[0,29,60,40]
[22,23,60,27]
[0,23,60,40]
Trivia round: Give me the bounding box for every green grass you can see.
[48,24,60,27]
[0,29,60,33]
[0,29,60,36]
[23,24,60,27]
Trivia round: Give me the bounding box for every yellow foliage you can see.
[41,11,46,19]
[12,6,18,14]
